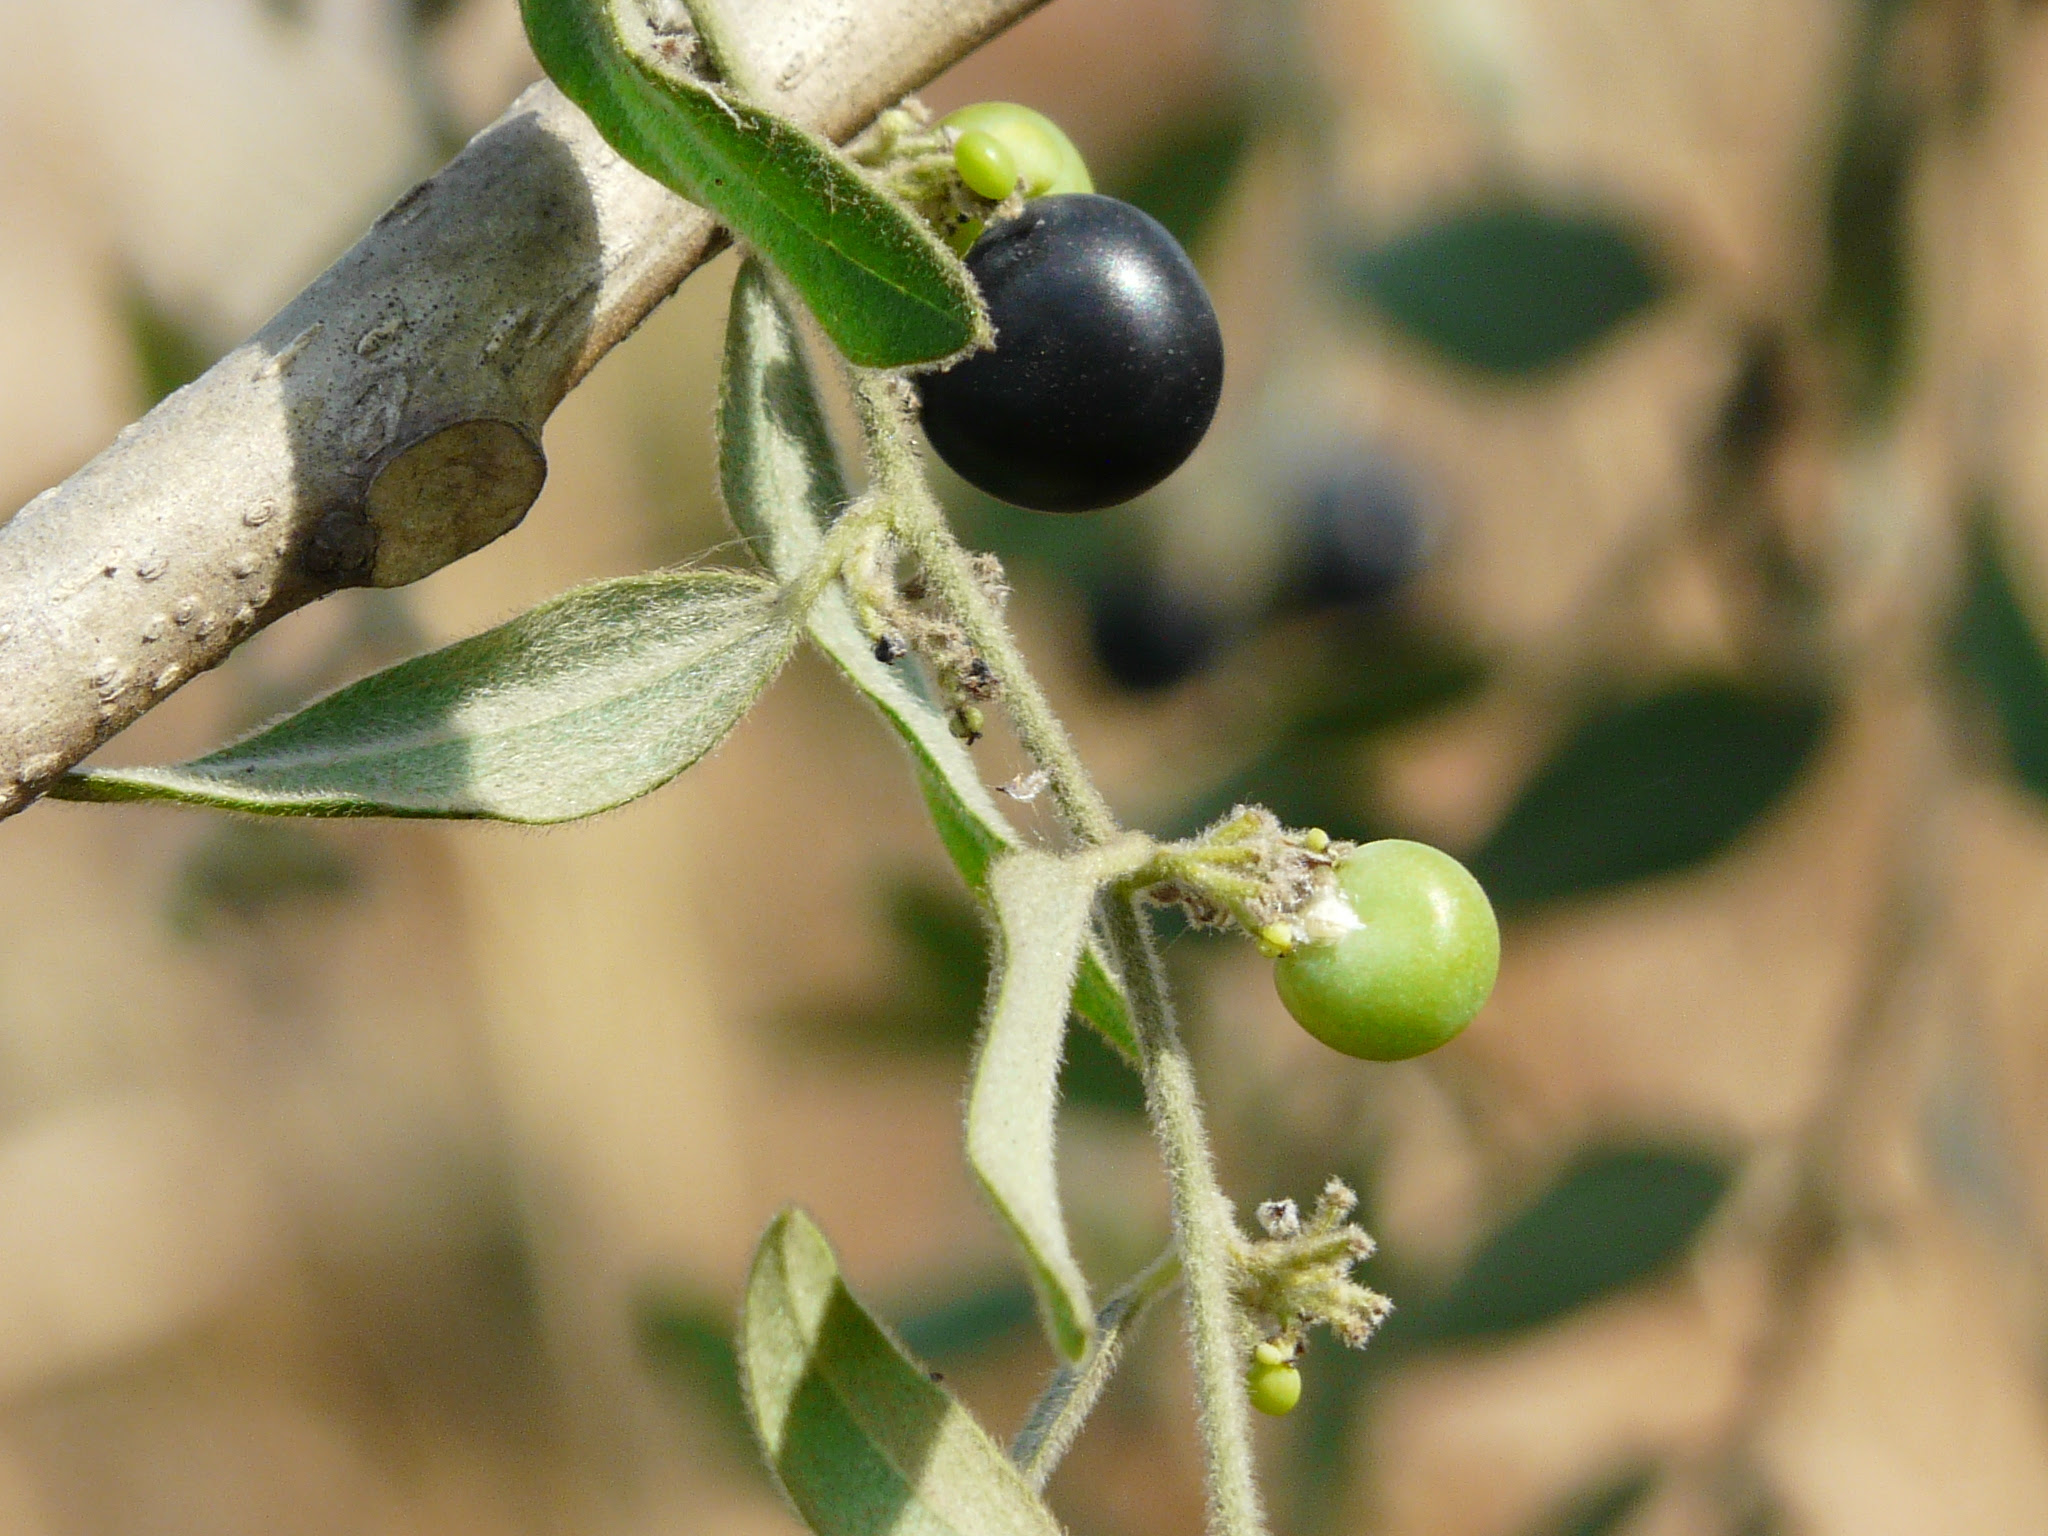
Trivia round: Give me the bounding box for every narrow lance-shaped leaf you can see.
[1344,201,1666,377]
[521,0,986,368]
[1390,1147,1731,1346]
[740,1207,1067,1536]
[969,842,1150,1360]
[1468,682,1831,911]
[717,259,1137,1059]
[53,571,797,823]
[1011,1248,1180,1488]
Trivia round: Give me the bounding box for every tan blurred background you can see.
[6,0,2048,1533]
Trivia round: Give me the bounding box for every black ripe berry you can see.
[917,195,1224,513]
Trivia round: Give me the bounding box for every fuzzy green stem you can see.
[1105,896,1268,1536]
[1012,1246,1183,1487]
[853,373,1120,845]
[851,367,1266,1536]
[785,493,892,615]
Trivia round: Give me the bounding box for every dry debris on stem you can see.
[1148,806,1353,950]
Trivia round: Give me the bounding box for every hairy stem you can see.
[785,493,893,614]
[850,368,1267,1536]
[1013,1246,1183,1487]
[854,373,1119,846]
[1106,897,1269,1536]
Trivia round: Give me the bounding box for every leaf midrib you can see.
[187,616,782,777]
[587,6,967,350]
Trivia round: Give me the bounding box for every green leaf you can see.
[740,1208,1067,1536]
[717,259,1138,1060]
[54,570,797,822]
[1010,1249,1180,1489]
[1058,1017,1146,1116]
[1394,1147,1730,1345]
[1469,682,1831,910]
[1818,3,1918,423]
[1343,201,1666,377]
[520,0,985,368]
[1952,516,2048,801]
[797,881,1143,1117]
[969,843,1152,1361]
[891,1280,1037,1363]
[123,281,218,407]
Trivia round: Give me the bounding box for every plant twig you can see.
[1013,1245,1184,1487]
[851,368,1269,1536]
[856,373,1121,846]
[0,0,1052,821]
[1106,896,1271,1536]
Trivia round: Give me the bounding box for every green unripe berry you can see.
[954,129,1020,200]
[1273,840,1499,1062]
[941,102,1093,197]
[1247,1346,1302,1416]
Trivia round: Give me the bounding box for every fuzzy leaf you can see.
[521,0,985,368]
[968,844,1149,1360]
[53,571,797,822]
[717,260,1138,1059]
[740,1208,1067,1536]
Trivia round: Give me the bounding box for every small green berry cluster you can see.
[1228,1180,1392,1416]
[1246,1340,1302,1417]
[850,99,1092,253]
[946,101,1093,198]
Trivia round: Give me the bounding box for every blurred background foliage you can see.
[4,0,2048,1533]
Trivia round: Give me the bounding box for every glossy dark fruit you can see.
[918,195,1224,513]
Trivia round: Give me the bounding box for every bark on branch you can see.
[0,0,1047,820]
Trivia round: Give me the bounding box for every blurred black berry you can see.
[1088,574,1221,692]
[1290,453,1430,609]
